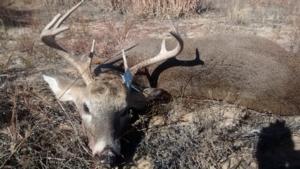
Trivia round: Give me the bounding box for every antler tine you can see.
[40,0,93,85]
[54,0,84,29]
[43,0,84,32]
[130,32,183,75]
[122,49,129,70]
[41,0,84,40]
[88,39,96,78]
[90,39,95,54]
[44,13,61,30]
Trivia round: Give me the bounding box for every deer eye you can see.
[83,103,90,114]
[120,107,131,117]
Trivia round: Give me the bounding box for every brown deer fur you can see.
[127,34,300,115]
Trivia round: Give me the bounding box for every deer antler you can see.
[129,32,183,75]
[40,0,93,85]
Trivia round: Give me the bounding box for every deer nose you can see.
[98,147,117,165]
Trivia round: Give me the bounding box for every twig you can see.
[10,86,18,142]
[0,130,32,169]
[103,43,138,64]
[4,54,13,70]
[231,159,242,169]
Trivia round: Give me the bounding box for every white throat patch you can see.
[92,139,106,155]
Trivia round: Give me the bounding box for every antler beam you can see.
[129,32,183,75]
[40,0,93,85]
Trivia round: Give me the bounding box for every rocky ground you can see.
[1,0,300,168]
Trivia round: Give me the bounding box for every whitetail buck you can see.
[41,0,300,166]
[41,0,182,165]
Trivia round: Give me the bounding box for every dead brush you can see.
[0,81,92,168]
[222,0,300,25]
[101,17,134,59]
[0,0,34,27]
[104,18,133,46]
[0,0,14,7]
[0,83,36,168]
[17,33,35,55]
[110,0,203,18]
[44,0,79,10]
[289,11,300,54]
[68,36,90,55]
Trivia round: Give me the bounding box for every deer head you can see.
[40,0,183,165]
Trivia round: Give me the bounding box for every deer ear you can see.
[43,75,84,102]
[143,88,172,103]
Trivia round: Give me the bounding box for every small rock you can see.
[132,157,153,169]
[292,134,300,150]
[180,113,194,124]
[149,115,165,128]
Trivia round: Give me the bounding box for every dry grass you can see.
[223,0,300,25]
[0,79,96,168]
[290,17,300,54]
[0,1,33,27]
[0,0,14,7]
[110,0,204,18]
[2,0,300,27]
[1,81,299,168]
[17,34,35,55]
[134,99,300,169]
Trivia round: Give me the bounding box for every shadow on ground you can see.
[256,120,300,169]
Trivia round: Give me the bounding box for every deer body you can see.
[128,34,300,115]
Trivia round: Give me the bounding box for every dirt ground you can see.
[1,0,300,169]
